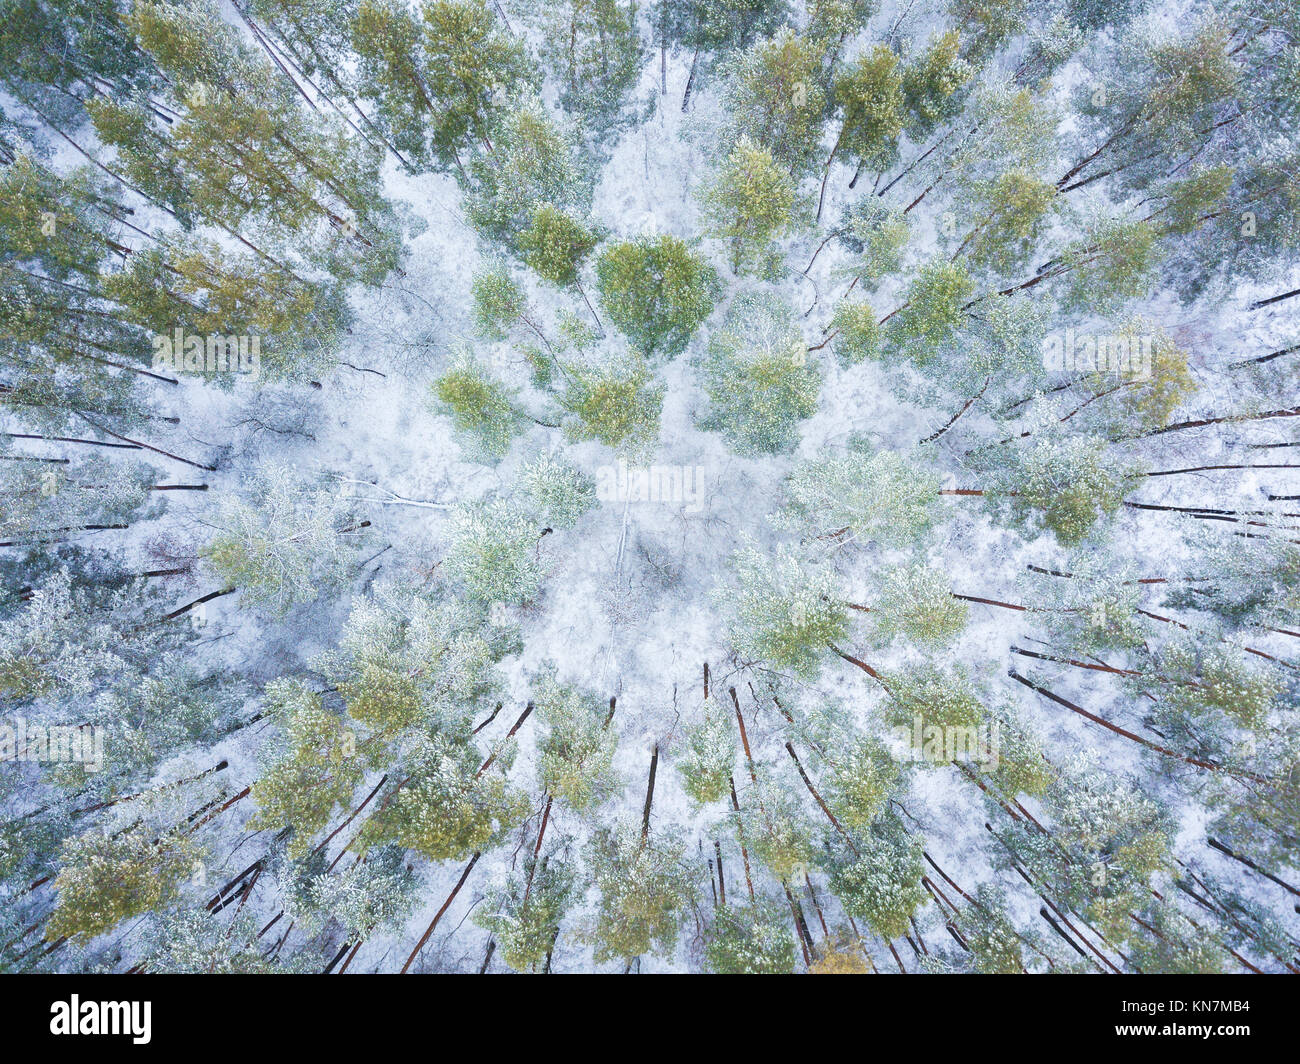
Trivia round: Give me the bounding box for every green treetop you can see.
[870,563,969,647]
[697,290,819,455]
[200,462,368,617]
[558,354,664,456]
[881,663,987,767]
[351,0,535,174]
[703,137,798,275]
[444,498,545,605]
[533,668,619,812]
[517,453,597,529]
[595,234,719,359]
[586,823,696,965]
[703,899,797,974]
[250,678,366,858]
[433,353,524,462]
[828,813,926,940]
[775,441,941,546]
[720,540,847,677]
[678,700,737,805]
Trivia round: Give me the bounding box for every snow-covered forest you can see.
[1,0,1297,975]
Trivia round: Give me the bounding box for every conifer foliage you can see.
[3,0,1298,978]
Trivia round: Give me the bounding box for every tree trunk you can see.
[729,778,757,903]
[399,852,481,974]
[1252,286,1300,310]
[476,702,534,778]
[681,47,700,111]
[640,744,659,841]
[163,586,237,622]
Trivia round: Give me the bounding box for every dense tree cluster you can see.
[2,0,1297,976]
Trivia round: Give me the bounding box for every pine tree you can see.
[703,899,797,973]
[1021,548,1149,653]
[959,169,1057,275]
[997,753,1173,946]
[47,825,205,942]
[972,416,1142,547]
[529,0,645,152]
[891,293,1046,428]
[826,299,880,366]
[1137,639,1282,734]
[1205,707,1300,880]
[534,668,619,812]
[741,777,818,881]
[249,677,366,857]
[0,452,158,545]
[657,0,791,111]
[359,733,528,860]
[518,205,602,289]
[1065,0,1154,31]
[517,453,596,528]
[720,28,827,178]
[475,850,575,970]
[0,0,157,110]
[885,259,974,367]
[702,138,797,276]
[1126,902,1231,974]
[805,0,877,57]
[1082,320,1197,437]
[678,700,737,805]
[983,703,1055,800]
[807,940,872,972]
[1060,217,1162,311]
[832,44,905,172]
[0,568,184,708]
[1157,164,1236,238]
[106,236,349,383]
[201,462,368,616]
[1165,528,1300,634]
[558,354,664,455]
[0,158,162,426]
[351,0,535,174]
[443,498,544,605]
[697,291,819,454]
[953,885,1028,973]
[871,563,969,647]
[834,198,910,283]
[719,540,847,677]
[433,352,524,462]
[470,262,528,341]
[465,98,592,254]
[947,0,1031,64]
[1017,13,1084,85]
[775,440,941,546]
[92,0,401,284]
[899,30,972,138]
[594,235,719,358]
[94,653,249,777]
[142,908,312,972]
[321,585,506,737]
[817,45,904,217]
[244,0,358,98]
[0,351,155,439]
[824,735,900,830]
[828,813,925,940]
[882,663,987,765]
[586,823,696,964]
[298,843,420,939]
[0,155,126,284]
[1065,14,1240,199]
[0,803,72,948]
